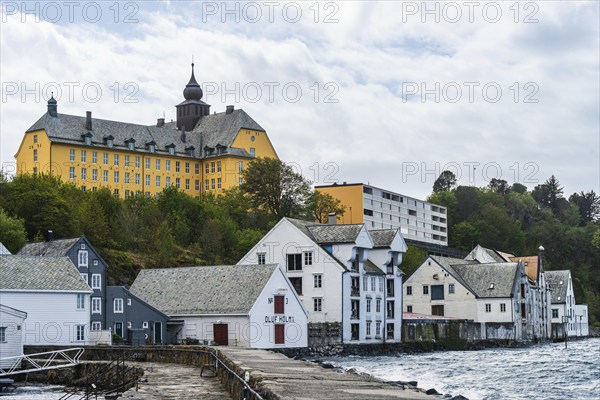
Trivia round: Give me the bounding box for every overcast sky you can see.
[1,1,598,199]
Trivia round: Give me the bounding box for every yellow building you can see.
[15,64,278,198]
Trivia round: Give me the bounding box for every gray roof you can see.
[451,263,519,298]
[545,270,570,304]
[130,264,278,315]
[26,108,263,160]
[286,218,364,244]
[369,229,398,248]
[465,245,512,263]
[0,243,11,255]
[0,256,92,292]
[364,259,385,275]
[19,238,80,256]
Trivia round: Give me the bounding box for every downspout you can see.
[341,269,347,344]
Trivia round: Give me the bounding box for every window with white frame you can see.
[76,294,85,310]
[127,322,132,329]
[313,298,322,312]
[304,251,313,266]
[375,321,381,337]
[313,274,322,288]
[91,274,101,289]
[500,303,506,312]
[76,325,85,341]
[127,298,132,306]
[376,299,381,313]
[449,284,455,294]
[92,297,102,314]
[406,285,413,295]
[114,298,124,313]
[142,321,148,329]
[78,250,88,267]
[366,322,371,336]
[0,327,6,342]
[91,321,101,331]
[371,277,376,291]
[485,303,491,313]
[366,298,372,313]
[257,253,266,265]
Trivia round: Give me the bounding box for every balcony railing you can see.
[351,286,360,297]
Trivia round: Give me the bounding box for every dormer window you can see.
[82,133,93,146]
[186,146,195,157]
[104,136,114,148]
[169,147,175,156]
[126,140,135,151]
[147,141,156,153]
[204,146,214,157]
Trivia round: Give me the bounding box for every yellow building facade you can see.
[15,65,278,198]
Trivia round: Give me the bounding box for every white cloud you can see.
[1,1,598,200]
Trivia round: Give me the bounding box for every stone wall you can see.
[24,345,266,400]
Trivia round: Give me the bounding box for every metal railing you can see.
[0,348,84,377]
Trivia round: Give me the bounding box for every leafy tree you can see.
[454,186,480,223]
[311,191,346,223]
[451,221,480,250]
[399,245,428,277]
[532,175,564,215]
[433,170,457,193]
[0,208,27,253]
[241,157,312,220]
[468,203,525,254]
[510,183,528,194]
[569,190,600,224]
[488,178,510,195]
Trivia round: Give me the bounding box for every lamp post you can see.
[561,315,568,349]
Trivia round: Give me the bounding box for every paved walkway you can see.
[219,347,432,399]
[121,362,231,400]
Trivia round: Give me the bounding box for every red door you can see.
[213,323,228,345]
[274,324,285,345]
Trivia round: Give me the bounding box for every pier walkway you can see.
[219,347,432,399]
[121,361,231,400]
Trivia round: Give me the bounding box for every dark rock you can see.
[321,363,335,369]
[426,388,440,395]
[450,396,469,400]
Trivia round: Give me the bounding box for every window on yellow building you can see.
[166,177,171,187]
[211,162,215,173]
[145,175,150,186]
[176,178,180,188]
[114,154,119,166]
[125,190,130,198]
[205,180,209,190]
[166,160,171,172]
[128,142,135,151]
[195,163,199,174]
[33,149,37,162]
[69,167,75,180]
[81,168,87,181]
[250,148,255,156]
[103,171,108,182]
[114,171,119,183]
[185,162,190,173]
[168,147,175,156]
[70,149,75,162]
[103,153,108,165]
[125,155,130,167]
[156,159,160,170]
[217,178,221,189]
[185,179,190,190]
[205,164,209,174]
[92,170,97,182]
[217,161,221,172]
[92,152,97,164]
[113,189,119,196]
[239,177,243,185]
[238,161,243,173]
[146,158,150,169]
[81,150,87,162]
[125,173,130,184]
[33,135,38,143]
[176,161,180,173]
[135,156,140,168]
[211,179,215,190]
[135,174,140,185]
[195,180,200,191]
[156,176,161,187]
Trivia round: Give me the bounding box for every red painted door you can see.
[274,324,284,345]
[213,323,228,345]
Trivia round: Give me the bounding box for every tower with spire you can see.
[176,63,210,131]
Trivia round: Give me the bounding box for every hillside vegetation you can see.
[0,168,598,324]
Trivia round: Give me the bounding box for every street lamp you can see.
[561,315,568,349]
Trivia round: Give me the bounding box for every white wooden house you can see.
[0,256,92,346]
[238,218,406,344]
[0,304,27,369]
[130,264,308,348]
[546,270,577,338]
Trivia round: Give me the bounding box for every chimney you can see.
[157,118,165,127]
[226,105,234,114]
[86,111,92,130]
[327,213,337,225]
[46,230,54,242]
[538,245,545,271]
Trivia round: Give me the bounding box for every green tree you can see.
[569,190,600,224]
[532,175,564,215]
[311,191,346,223]
[488,178,510,195]
[0,208,27,253]
[399,245,428,277]
[451,221,480,250]
[433,170,457,193]
[510,183,528,194]
[241,157,312,220]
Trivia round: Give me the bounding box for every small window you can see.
[91,274,101,289]
[169,147,175,155]
[366,298,371,312]
[313,298,322,312]
[289,277,302,295]
[406,305,413,313]
[78,250,88,267]
[257,253,266,265]
[238,161,243,173]
[70,149,75,161]
[127,322,132,329]
[76,325,85,341]
[449,284,455,294]
[423,285,429,295]
[76,294,85,310]
[127,298,132,306]
[33,134,38,144]
[303,251,313,266]
[485,304,491,313]
[91,322,102,331]
[249,147,255,156]
[500,303,506,312]
[114,298,124,313]
[143,321,149,329]
[92,297,102,314]
[314,274,322,288]
[128,141,135,151]
[287,253,302,271]
[406,285,413,295]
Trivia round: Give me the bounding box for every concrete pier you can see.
[219,347,432,399]
[121,362,231,400]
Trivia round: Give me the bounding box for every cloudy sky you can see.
[1,1,598,199]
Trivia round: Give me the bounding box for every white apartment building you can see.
[238,217,407,344]
[316,183,448,246]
